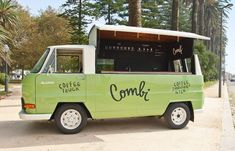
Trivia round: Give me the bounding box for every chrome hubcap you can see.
[171,107,187,125]
[61,109,82,130]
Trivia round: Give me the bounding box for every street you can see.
[227,81,235,101]
[227,81,235,126]
[0,83,234,151]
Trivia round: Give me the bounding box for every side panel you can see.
[86,74,203,119]
[35,73,87,113]
[21,74,37,113]
[33,73,203,118]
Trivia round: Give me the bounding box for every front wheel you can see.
[164,103,190,129]
[54,104,87,134]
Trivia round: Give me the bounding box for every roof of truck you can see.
[89,24,210,40]
[48,45,95,49]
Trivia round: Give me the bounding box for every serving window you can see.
[96,30,194,74]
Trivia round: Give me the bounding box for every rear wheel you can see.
[54,104,87,134]
[164,103,190,129]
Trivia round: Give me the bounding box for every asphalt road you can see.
[0,84,229,151]
[227,81,235,126]
[227,81,235,99]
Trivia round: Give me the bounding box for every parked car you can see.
[230,76,235,82]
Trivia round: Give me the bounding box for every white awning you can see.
[89,25,210,46]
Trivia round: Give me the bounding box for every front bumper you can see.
[19,110,52,120]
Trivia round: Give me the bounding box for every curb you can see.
[220,83,235,151]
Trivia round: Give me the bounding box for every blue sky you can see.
[17,0,235,74]
[17,0,65,15]
[226,0,235,74]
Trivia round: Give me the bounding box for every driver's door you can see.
[35,48,86,114]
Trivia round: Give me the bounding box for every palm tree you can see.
[171,0,179,30]
[204,0,219,53]
[192,0,198,33]
[0,0,18,29]
[198,0,205,35]
[128,0,142,27]
[0,0,18,73]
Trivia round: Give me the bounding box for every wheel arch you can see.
[50,102,92,120]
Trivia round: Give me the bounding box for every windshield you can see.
[31,48,50,73]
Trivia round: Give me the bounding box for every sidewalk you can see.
[204,83,235,151]
[219,83,235,151]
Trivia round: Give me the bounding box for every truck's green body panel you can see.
[22,73,204,119]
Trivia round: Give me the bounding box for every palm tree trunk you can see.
[78,0,82,43]
[128,0,142,27]
[192,0,199,33]
[171,0,179,31]
[204,10,210,50]
[107,4,111,24]
[198,0,205,35]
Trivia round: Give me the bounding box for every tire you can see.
[54,104,87,134]
[164,103,190,129]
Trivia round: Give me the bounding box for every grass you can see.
[0,91,11,96]
[204,81,217,88]
[0,84,13,97]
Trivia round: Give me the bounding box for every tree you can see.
[0,0,18,73]
[198,0,205,35]
[171,0,179,30]
[194,41,219,81]
[142,0,162,28]
[92,0,126,25]
[11,7,72,75]
[0,0,18,29]
[10,6,34,73]
[128,0,142,27]
[179,1,191,32]
[61,0,92,44]
[192,0,199,33]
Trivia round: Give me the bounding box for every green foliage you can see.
[0,0,18,29]
[57,56,80,73]
[11,6,72,70]
[92,0,127,25]
[204,81,217,88]
[0,0,19,67]
[142,0,163,28]
[60,0,91,44]
[0,73,8,85]
[179,1,191,32]
[194,41,219,82]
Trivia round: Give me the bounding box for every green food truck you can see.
[19,25,209,134]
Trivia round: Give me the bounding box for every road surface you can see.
[227,81,235,126]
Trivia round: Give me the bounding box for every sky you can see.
[17,0,235,74]
[17,0,64,15]
[226,0,235,74]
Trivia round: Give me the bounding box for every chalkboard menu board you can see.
[99,40,168,59]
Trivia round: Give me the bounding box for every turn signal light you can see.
[24,104,36,109]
